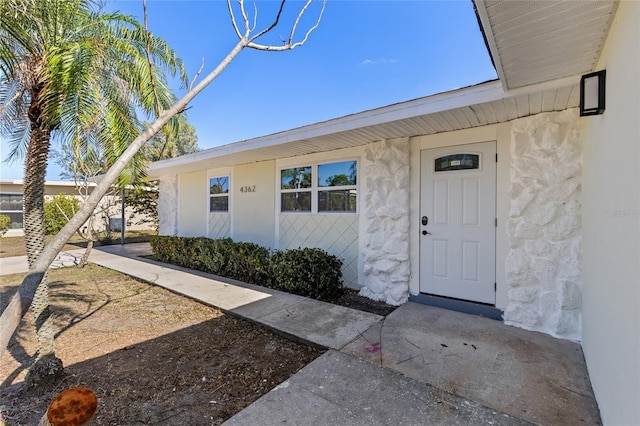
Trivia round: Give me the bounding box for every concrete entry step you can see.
[341,302,601,425]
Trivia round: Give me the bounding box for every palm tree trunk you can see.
[23,108,63,385]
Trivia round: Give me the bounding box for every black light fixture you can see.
[580,70,606,116]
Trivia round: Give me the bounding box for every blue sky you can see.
[0,0,496,180]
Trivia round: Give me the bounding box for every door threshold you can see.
[409,293,504,321]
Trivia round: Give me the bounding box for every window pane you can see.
[435,154,479,172]
[0,194,23,211]
[281,167,312,189]
[0,212,23,228]
[281,192,311,212]
[210,176,229,194]
[318,190,357,212]
[210,196,229,212]
[318,161,357,187]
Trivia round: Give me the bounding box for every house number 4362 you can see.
[240,186,256,193]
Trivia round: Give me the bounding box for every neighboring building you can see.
[149,1,638,424]
[0,179,152,237]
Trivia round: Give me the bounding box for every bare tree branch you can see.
[189,58,205,91]
[288,0,313,45]
[227,0,243,39]
[248,0,325,51]
[250,2,258,33]
[239,0,251,34]
[248,0,286,42]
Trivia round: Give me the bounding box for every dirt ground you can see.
[0,261,395,425]
[0,265,324,425]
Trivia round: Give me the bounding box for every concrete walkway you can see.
[0,243,601,425]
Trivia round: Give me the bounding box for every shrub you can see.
[44,194,81,235]
[222,241,271,285]
[271,247,343,300]
[0,214,11,237]
[151,235,197,266]
[191,237,232,273]
[150,236,344,300]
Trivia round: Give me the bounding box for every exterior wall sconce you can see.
[580,70,606,116]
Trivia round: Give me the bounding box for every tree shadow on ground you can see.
[0,278,151,389]
[1,315,323,425]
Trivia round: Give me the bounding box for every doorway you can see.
[419,141,496,304]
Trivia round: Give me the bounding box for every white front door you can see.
[419,141,496,304]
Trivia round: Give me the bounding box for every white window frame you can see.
[279,165,313,213]
[207,170,231,214]
[0,192,24,229]
[278,158,359,214]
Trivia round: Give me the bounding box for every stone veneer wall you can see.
[360,138,411,305]
[505,109,583,340]
[158,175,178,236]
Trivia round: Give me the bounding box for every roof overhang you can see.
[474,0,618,91]
[149,78,579,177]
[149,0,618,178]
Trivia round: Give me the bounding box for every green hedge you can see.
[271,248,344,300]
[150,235,344,301]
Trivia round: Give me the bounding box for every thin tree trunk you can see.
[78,239,93,268]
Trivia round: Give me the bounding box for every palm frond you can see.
[1,0,187,186]
[0,80,30,162]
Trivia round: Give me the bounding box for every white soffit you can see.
[475,0,618,90]
[149,80,579,177]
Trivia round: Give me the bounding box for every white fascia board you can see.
[149,80,505,177]
[504,74,581,97]
[474,0,509,91]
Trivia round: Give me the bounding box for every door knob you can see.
[422,230,431,235]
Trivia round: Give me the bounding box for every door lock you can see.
[421,216,429,226]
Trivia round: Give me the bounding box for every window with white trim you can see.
[280,166,312,212]
[209,176,229,212]
[0,193,23,229]
[280,160,357,213]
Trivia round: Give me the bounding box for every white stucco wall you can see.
[505,109,583,341]
[359,138,411,305]
[158,175,178,236]
[581,1,640,424]
[233,161,275,248]
[178,171,207,237]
